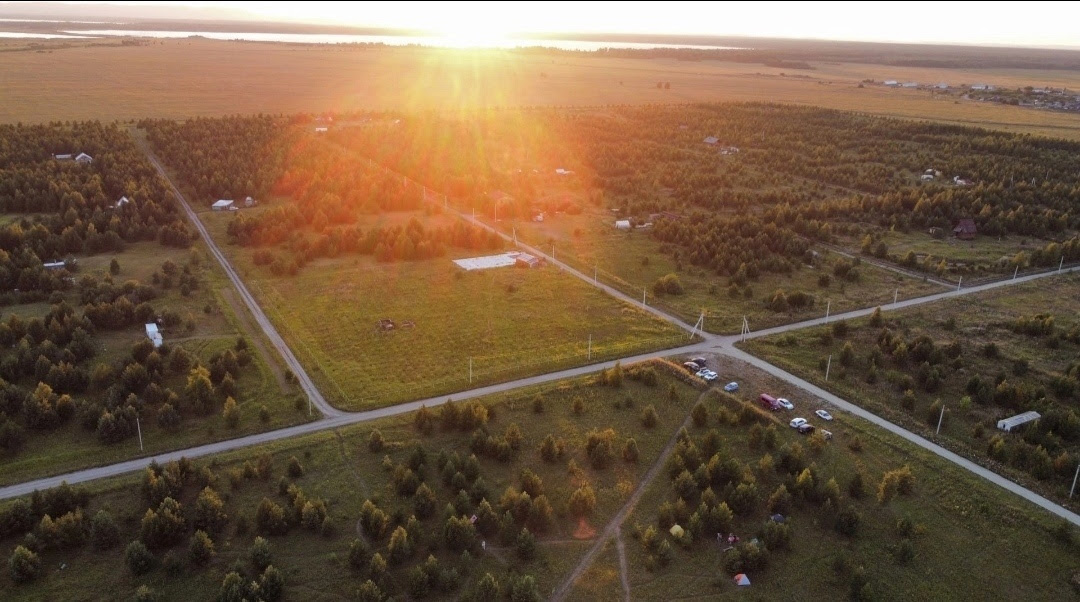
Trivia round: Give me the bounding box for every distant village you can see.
[872,80,1080,113]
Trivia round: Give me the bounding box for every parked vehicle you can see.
[759,394,781,411]
[777,398,794,410]
[789,417,807,429]
[821,429,833,440]
[683,361,701,372]
[815,409,833,421]
[690,357,708,366]
[723,382,739,393]
[797,424,816,435]
[696,369,718,382]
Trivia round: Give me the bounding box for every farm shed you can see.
[212,200,235,211]
[453,253,520,271]
[115,196,131,208]
[515,253,544,269]
[43,261,66,270]
[614,220,631,231]
[75,153,93,164]
[997,411,1040,433]
[145,323,163,348]
[953,218,977,240]
[53,153,73,161]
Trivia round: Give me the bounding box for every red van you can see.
[759,394,781,411]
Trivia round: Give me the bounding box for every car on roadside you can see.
[789,417,807,429]
[821,429,833,440]
[723,382,739,393]
[797,423,816,435]
[759,394,782,411]
[696,369,718,382]
[815,409,833,421]
[683,361,701,372]
[690,357,708,366]
[777,398,794,410]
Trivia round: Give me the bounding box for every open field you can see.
[743,273,1080,508]
[3,39,1080,139]
[0,239,308,488]
[578,356,1080,601]
[498,207,946,334]
[0,363,706,600]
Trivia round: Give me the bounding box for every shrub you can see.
[585,428,617,469]
[368,429,386,452]
[260,565,285,601]
[623,437,640,463]
[194,487,228,534]
[90,509,121,550]
[835,505,861,537]
[691,402,708,427]
[286,456,304,478]
[640,405,659,428]
[531,395,544,414]
[125,540,155,576]
[223,397,240,428]
[515,527,536,560]
[188,530,216,566]
[348,538,371,571]
[250,536,272,572]
[894,538,915,564]
[568,484,597,518]
[255,498,288,535]
[9,545,41,584]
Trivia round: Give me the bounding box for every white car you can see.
[789,417,807,429]
[777,398,794,411]
[696,369,718,382]
[723,382,739,393]
[815,409,834,421]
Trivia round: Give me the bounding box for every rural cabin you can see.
[53,154,73,161]
[514,253,544,269]
[614,219,631,231]
[901,82,918,88]
[212,199,235,211]
[75,153,93,164]
[145,323,163,348]
[953,218,977,240]
[971,83,995,91]
[997,411,1040,433]
[703,136,719,145]
[115,196,131,208]
[554,168,575,176]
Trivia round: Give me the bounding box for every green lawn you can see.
[615,358,1080,601]
[498,209,945,334]
[1,362,705,601]
[743,272,1080,509]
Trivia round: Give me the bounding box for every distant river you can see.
[57,29,743,50]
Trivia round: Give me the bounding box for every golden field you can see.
[3,38,1080,138]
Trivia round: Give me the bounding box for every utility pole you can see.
[552,244,555,262]
[824,300,831,324]
[894,288,898,305]
[956,276,962,291]
[594,265,597,284]
[1059,256,1065,273]
[825,355,832,381]
[1013,265,1019,280]
[469,358,473,384]
[936,403,946,435]
[642,287,647,306]
[136,415,144,452]
[1071,462,1080,499]
[587,335,592,360]
[740,316,750,342]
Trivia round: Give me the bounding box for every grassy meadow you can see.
[570,356,1080,601]
[2,39,1080,140]
[743,273,1080,508]
[1,362,706,601]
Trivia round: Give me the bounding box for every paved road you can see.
[140,145,344,419]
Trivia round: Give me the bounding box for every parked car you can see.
[821,429,833,440]
[797,424,816,435]
[815,409,833,421]
[723,382,739,393]
[696,369,718,382]
[777,398,794,410]
[683,361,701,372]
[789,417,807,429]
[690,357,708,366]
[759,394,781,411]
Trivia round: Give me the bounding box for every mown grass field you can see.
[192,207,688,411]
[570,356,1080,601]
[502,208,945,334]
[0,238,307,487]
[743,273,1080,508]
[1,363,706,601]
[3,39,1080,140]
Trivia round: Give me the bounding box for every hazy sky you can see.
[29,1,1080,47]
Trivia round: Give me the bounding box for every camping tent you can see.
[734,574,750,586]
[669,524,685,537]
[770,514,785,523]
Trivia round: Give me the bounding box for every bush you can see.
[90,509,120,550]
[531,395,544,414]
[255,498,288,535]
[125,540,155,576]
[640,405,659,428]
[368,429,386,452]
[515,527,536,560]
[652,273,684,296]
[250,536,272,572]
[188,530,216,566]
[835,505,861,537]
[9,545,40,584]
[894,538,915,564]
[286,456,304,478]
[623,437,640,463]
[691,402,708,427]
[223,397,240,428]
[260,565,285,601]
[134,585,156,602]
[568,484,597,518]
[348,538,371,571]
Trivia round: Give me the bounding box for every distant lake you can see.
[0,31,96,38]
[61,29,744,51]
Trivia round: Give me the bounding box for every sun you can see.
[430,19,513,48]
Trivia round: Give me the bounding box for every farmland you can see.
[569,356,1080,601]
[743,274,1080,508]
[0,39,1078,140]
[0,362,707,600]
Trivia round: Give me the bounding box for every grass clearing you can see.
[1,362,705,601]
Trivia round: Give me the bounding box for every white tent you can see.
[734,574,750,586]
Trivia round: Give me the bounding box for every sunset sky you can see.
[17,1,1080,48]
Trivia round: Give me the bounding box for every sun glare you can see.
[432,22,512,48]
